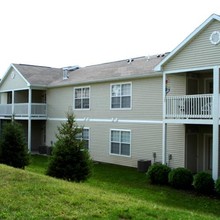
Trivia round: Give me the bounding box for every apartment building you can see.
[0,14,220,179]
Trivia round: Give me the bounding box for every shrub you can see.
[215,178,220,195]
[146,163,171,185]
[0,121,30,169]
[168,167,193,190]
[46,113,93,182]
[193,172,214,195]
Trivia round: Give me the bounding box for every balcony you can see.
[0,103,47,118]
[166,94,213,119]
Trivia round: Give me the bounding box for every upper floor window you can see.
[110,129,131,156]
[74,87,90,109]
[111,83,131,109]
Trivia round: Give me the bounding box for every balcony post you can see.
[212,66,219,180]
[162,73,167,164]
[12,90,14,115]
[28,88,32,151]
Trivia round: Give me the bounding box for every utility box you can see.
[137,160,151,172]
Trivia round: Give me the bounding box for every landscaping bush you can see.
[0,121,30,169]
[168,167,193,190]
[146,163,171,185]
[193,172,214,195]
[215,177,220,195]
[46,113,93,182]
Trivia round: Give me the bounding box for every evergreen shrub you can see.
[146,163,171,185]
[168,167,193,190]
[215,177,220,195]
[0,121,30,169]
[193,172,214,195]
[46,113,93,182]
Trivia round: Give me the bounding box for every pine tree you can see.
[46,113,93,182]
[0,121,30,169]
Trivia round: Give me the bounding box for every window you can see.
[74,87,90,109]
[76,128,90,150]
[111,83,131,109]
[110,129,131,156]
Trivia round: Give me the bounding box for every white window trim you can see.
[73,86,90,110]
[83,127,90,150]
[110,82,132,110]
[109,129,131,157]
[77,127,90,150]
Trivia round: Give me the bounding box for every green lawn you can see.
[0,155,219,219]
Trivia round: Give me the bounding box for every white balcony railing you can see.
[166,94,213,119]
[0,103,47,117]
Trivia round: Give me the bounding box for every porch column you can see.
[28,88,32,151]
[212,66,219,180]
[12,90,15,116]
[162,73,167,164]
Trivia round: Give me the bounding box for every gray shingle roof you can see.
[13,64,62,86]
[12,54,166,88]
[49,55,166,87]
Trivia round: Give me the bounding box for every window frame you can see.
[77,127,90,150]
[73,86,90,110]
[110,82,132,110]
[109,129,131,157]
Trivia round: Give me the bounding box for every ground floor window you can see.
[110,129,131,156]
[77,128,90,150]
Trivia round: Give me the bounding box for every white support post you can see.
[212,66,219,180]
[12,90,14,116]
[28,88,32,151]
[162,73,167,164]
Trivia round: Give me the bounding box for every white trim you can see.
[117,119,162,124]
[164,119,213,125]
[0,88,30,93]
[163,66,214,75]
[47,117,162,124]
[82,127,90,150]
[109,129,131,157]
[73,86,90,110]
[110,82,132,110]
[154,14,220,72]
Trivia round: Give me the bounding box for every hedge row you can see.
[146,163,220,196]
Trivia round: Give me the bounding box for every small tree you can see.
[0,121,30,169]
[46,113,93,182]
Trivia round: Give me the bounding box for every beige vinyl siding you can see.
[74,76,163,121]
[47,87,73,118]
[46,120,163,168]
[163,20,220,72]
[167,124,185,168]
[166,74,186,96]
[0,70,27,91]
[46,120,62,146]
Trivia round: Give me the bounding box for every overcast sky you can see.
[0,0,220,76]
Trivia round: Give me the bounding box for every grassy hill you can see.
[0,158,220,219]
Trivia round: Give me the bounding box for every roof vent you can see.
[127,58,134,64]
[62,66,79,80]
